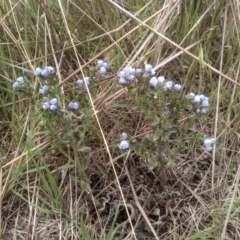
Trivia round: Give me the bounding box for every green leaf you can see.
[199,46,205,67]
[186,227,217,240]
[80,216,90,240]
[77,146,92,152]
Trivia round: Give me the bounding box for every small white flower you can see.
[135,68,142,74]
[118,71,126,78]
[97,60,104,68]
[126,75,135,82]
[121,132,128,139]
[150,69,156,76]
[174,84,182,91]
[99,66,107,75]
[118,140,129,150]
[45,66,54,73]
[118,77,127,84]
[102,62,108,68]
[42,85,49,91]
[202,99,209,108]
[123,66,135,76]
[158,76,165,84]
[203,138,215,152]
[77,77,90,88]
[97,60,108,69]
[149,77,159,88]
[42,102,49,110]
[41,68,49,78]
[164,81,173,90]
[50,98,58,105]
[197,108,207,114]
[77,79,84,88]
[50,104,57,111]
[13,81,20,89]
[16,76,24,84]
[193,94,206,103]
[39,85,49,95]
[35,67,42,77]
[68,101,79,110]
[145,64,153,73]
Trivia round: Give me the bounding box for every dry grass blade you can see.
[125,158,159,240]
[107,0,240,87]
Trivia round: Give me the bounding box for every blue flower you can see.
[118,71,126,78]
[144,64,156,75]
[68,101,79,110]
[42,102,50,110]
[192,94,209,113]
[126,75,135,82]
[121,132,128,140]
[193,94,207,103]
[35,67,42,77]
[118,77,127,84]
[164,81,174,90]
[35,66,54,78]
[45,66,54,73]
[150,69,156,75]
[201,99,209,108]
[174,84,182,91]
[145,64,153,73]
[203,137,215,151]
[118,140,129,150]
[123,66,135,75]
[135,68,142,74]
[77,77,90,88]
[99,66,107,75]
[76,79,84,88]
[158,76,165,84]
[196,108,207,114]
[40,68,50,78]
[49,104,57,111]
[42,97,58,111]
[39,85,49,95]
[16,76,24,84]
[13,81,21,89]
[149,77,159,88]
[97,60,108,69]
[49,98,58,105]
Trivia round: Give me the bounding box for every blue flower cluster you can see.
[68,101,79,110]
[186,93,209,114]
[12,76,24,89]
[39,85,49,95]
[77,77,90,88]
[149,76,182,91]
[35,66,54,78]
[203,137,215,151]
[42,98,58,111]
[117,63,183,91]
[11,60,215,152]
[117,66,142,84]
[97,60,108,75]
[145,64,156,75]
